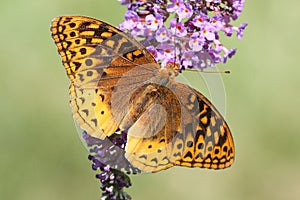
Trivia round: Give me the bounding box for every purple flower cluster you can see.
[83,131,140,174]
[118,0,247,71]
[89,155,132,200]
[83,131,140,199]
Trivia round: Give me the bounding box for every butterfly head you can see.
[166,61,180,75]
[156,65,179,86]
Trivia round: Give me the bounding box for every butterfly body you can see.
[51,16,235,172]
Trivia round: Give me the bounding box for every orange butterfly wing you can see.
[51,16,159,139]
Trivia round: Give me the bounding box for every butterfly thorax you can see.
[150,66,178,86]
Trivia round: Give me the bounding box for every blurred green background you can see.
[1,0,300,199]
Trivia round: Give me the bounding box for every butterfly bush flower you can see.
[118,0,247,71]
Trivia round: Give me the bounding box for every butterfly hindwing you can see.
[124,83,182,172]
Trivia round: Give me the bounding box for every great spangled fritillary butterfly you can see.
[51,16,234,172]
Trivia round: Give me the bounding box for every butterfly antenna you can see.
[174,17,179,65]
[186,68,231,74]
[170,16,180,71]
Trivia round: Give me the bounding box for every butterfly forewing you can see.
[173,84,235,169]
[51,16,159,139]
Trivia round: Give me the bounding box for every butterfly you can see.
[51,16,234,173]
